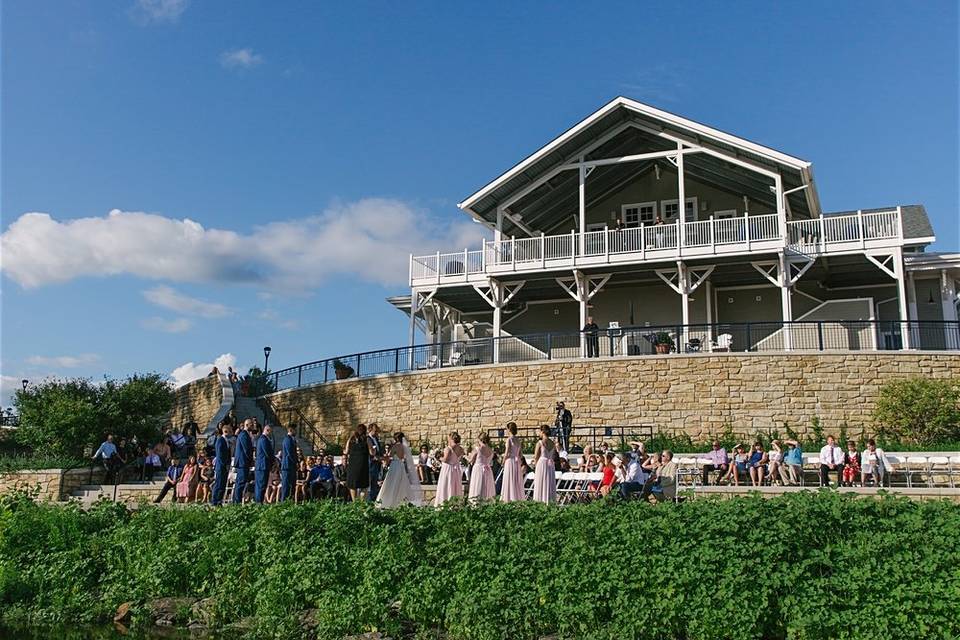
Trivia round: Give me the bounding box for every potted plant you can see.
[333,358,354,380]
[653,332,674,355]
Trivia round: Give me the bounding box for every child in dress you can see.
[842,440,861,486]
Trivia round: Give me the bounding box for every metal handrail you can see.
[267,320,960,393]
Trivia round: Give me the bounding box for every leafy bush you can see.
[0,493,957,639]
[873,377,960,446]
[13,374,173,457]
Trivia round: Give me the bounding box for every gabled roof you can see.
[459,97,821,231]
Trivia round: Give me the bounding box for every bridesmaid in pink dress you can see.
[433,432,465,506]
[500,422,524,502]
[176,455,198,503]
[467,433,496,501]
[532,425,557,504]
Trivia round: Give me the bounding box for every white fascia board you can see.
[458,97,812,215]
[458,97,624,210]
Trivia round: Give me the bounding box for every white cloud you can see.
[1,199,487,290]
[169,353,244,388]
[25,354,100,368]
[130,0,189,24]
[143,285,229,318]
[219,48,264,69]
[0,375,23,410]
[141,316,192,333]
[258,309,299,330]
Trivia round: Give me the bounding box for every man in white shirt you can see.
[618,454,646,499]
[861,438,893,487]
[93,434,122,483]
[819,435,844,486]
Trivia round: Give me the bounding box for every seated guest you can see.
[266,456,282,503]
[154,459,182,504]
[330,455,349,500]
[154,440,171,467]
[578,444,594,470]
[618,452,646,499]
[700,440,729,485]
[842,440,861,487]
[641,450,678,502]
[598,453,616,496]
[143,449,163,481]
[782,439,803,485]
[766,440,785,486]
[310,456,336,499]
[417,445,435,484]
[819,435,844,486]
[861,439,893,487]
[168,430,187,456]
[556,451,572,474]
[295,459,309,503]
[748,441,767,487]
[721,445,748,486]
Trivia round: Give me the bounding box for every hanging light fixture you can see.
[928,288,936,305]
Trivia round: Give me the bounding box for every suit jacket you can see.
[214,435,230,469]
[280,434,297,471]
[234,430,253,468]
[255,434,274,471]
[556,409,573,430]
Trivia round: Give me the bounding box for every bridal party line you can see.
[150,417,676,508]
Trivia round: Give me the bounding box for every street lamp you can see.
[21,379,28,391]
[263,346,272,372]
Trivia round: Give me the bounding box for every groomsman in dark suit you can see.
[367,422,384,502]
[210,422,232,506]
[232,420,253,504]
[279,425,298,501]
[254,424,274,504]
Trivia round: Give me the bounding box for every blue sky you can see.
[2,0,958,403]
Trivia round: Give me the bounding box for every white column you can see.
[578,158,586,257]
[492,302,502,363]
[495,207,504,244]
[705,279,714,345]
[577,272,588,357]
[678,261,690,350]
[942,269,959,349]
[774,174,787,240]
[894,248,911,349]
[779,253,793,351]
[407,289,419,369]
[677,144,686,249]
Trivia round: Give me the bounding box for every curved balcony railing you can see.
[267,319,958,393]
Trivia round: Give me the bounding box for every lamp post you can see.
[263,346,272,372]
[21,379,28,392]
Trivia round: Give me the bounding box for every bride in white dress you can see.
[375,432,423,509]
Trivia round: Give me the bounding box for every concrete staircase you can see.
[69,479,166,508]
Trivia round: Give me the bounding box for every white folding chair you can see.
[928,456,951,488]
[448,351,463,367]
[905,456,929,488]
[523,472,536,499]
[805,455,820,487]
[889,455,910,487]
[949,456,960,489]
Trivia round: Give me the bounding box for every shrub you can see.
[873,377,960,445]
[0,493,957,639]
[13,374,173,457]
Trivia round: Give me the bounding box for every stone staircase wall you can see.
[166,374,225,434]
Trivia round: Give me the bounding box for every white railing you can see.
[413,210,902,282]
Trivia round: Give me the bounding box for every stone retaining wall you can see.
[166,375,223,433]
[264,352,960,447]
[0,468,101,501]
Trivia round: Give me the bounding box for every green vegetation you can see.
[13,374,174,457]
[872,376,960,446]
[0,454,87,473]
[0,491,957,639]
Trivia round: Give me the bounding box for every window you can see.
[621,201,656,226]
[660,197,698,222]
[714,209,737,219]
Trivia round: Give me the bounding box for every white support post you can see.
[705,279,714,345]
[463,248,469,281]
[677,143,686,251]
[744,212,751,251]
[492,302,502,363]
[941,269,959,350]
[540,232,546,268]
[819,216,826,254]
[678,261,690,349]
[578,274,588,358]
[435,251,441,285]
[857,209,865,249]
[774,174,787,242]
[640,222,646,260]
[511,236,516,271]
[408,288,419,368]
[779,252,793,351]
[578,157,586,258]
[894,248,912,349]
[907,271,919,328]
[495,207,504,244]
[709,215,715,253]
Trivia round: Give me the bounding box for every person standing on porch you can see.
[819,435,844,487]
[367,422,385,502]
[253,424,274,504]
[279,425,298,501]
[583,316,600,358]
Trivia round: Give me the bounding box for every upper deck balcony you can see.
[410,208,904,287]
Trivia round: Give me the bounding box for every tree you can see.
[872,377,960,445]
[243,366,276,397]
[13,374,174,457]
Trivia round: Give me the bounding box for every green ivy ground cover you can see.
[0,491,957,640]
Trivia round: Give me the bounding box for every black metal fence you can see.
[270,320,960,392]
